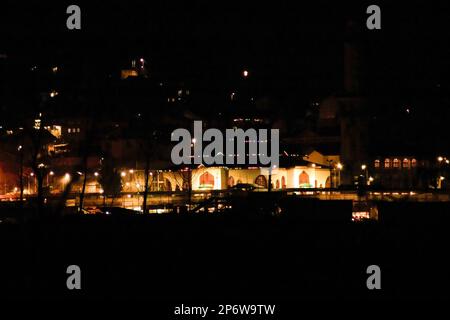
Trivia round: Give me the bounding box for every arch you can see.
[281,176,286,189]
[275,180,280,189]
[228,176,235,187]
[199,171,214,188]
[374,160,380,168]
[403,159,410,169]
[411,159,417,168]
[325,177,331,188]
[255,175,267,188]
[299,171,310,187]
[384,158,390,168]
[393,158,400,168]
[165,179,172,191]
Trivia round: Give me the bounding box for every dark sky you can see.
[2,1,450,104]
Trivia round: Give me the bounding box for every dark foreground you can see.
[1,199,450,302]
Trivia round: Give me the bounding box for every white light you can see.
[361,165,367,170]
[94,172,99,177]
[192,138,197,144]
[243,70,249,77]
[121,171,126,177]
[49,171,54,176]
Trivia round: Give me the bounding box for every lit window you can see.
[412,159,417,168]
[68,128,71,133]
[403,159,410,168]
[384,159,390,168]
[374,160,380,168]
[393,158,400,168]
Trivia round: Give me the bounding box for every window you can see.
[403,159,410,169]
[374,160,380,168]
[384,159,390,168]
[393,158,400,168]
[412,159,417,168]
[68,128,71,133]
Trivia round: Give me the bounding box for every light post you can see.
[361,164,368,185]
[326,160,334,189]
[336,163,343,187]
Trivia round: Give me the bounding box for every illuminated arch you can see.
[228,176,235,187]
[199,172,214,188]
[255,175,267,188]
[299,171,310,188]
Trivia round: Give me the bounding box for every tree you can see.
[98,157,122,207]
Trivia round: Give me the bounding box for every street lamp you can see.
[361,164,368,185]
[242,70,249,78]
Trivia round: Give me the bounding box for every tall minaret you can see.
[344,20,365,95]
[339,20,369,185]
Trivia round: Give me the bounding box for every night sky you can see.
[2,1,450,118]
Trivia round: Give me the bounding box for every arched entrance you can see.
[228,176,235,188]
[255,175,268,188]
[199,171,215,189]
[299,171,310,188]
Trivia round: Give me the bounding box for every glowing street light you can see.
[242,70,249,78]
[337,163,343,170]
[94,172,99,177]
[121,171,127,177]
[361,164,367,171]
[438,156,444,162]
[49,171,55,176]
